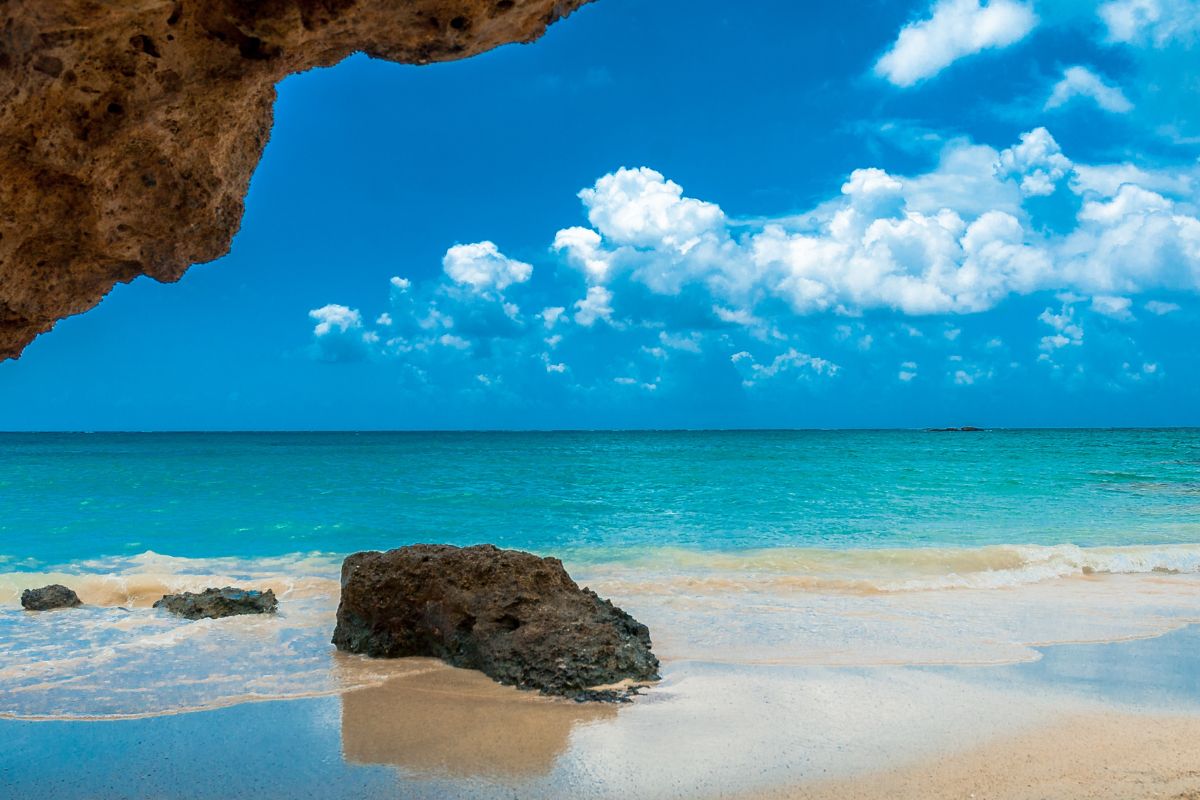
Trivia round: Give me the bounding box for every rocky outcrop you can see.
[154,587,278,619]
[0,0,590,359]
[332,544,659,701]
[20,584,82,610]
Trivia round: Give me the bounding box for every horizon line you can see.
[2,426,1200,435]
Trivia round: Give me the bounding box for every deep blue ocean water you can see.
[1,429,1198,568]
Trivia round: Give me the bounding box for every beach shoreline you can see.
[3,622,1199,799]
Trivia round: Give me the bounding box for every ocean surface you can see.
[3,429,1200,562]
[2,429,1199,719]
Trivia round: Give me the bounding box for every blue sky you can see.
[2,0,1199,430]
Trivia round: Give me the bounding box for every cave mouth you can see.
[0,0,590,360]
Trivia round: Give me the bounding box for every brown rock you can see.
[0,0,590,359]
[332,544,660,701]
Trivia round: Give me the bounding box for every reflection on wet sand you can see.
[338,657,618,780]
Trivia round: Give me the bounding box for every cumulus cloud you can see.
[995,127,1072,196]
[308,304,371,362]
[550,128,1200,319]
[1045,66,1133,113]
[443,241,533,291]
[875,0,1037,87]
[579,167,724,251]
[573,286,615,327]
[306,126,1199,396]
[309,304,361,336]
[1099,0,1200,46]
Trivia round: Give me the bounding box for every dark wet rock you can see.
[927,426,985,432]
[20,584,82,611]
[332,544,660,702]
[154,587,278,620]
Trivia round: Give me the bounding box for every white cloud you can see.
[579,166,724,251]
[552,128,1200,320]
[438,333,471,350]
[573,286,614,327]
[1038,304,1084,350]
[995,127,1072,196]
[443,241,532,291]
[309,304,362,336]
[875,0,1037,87]
[390,276,411,292]
[553,227,611,281]
[1090,295,1134,320]
[713,305,763,327]
[541,307,566,328]
[735,348,840,387]
[1099,0,1200,46]
[659,330,702,353]
[1045,66,1133,113]
[1145,299,1181,314]
[307,304,372,362]
[376,312,393,326]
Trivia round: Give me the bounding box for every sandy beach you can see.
[4,612,1199,799]
[761,712,1200,800]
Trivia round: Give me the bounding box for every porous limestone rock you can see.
[0,0,590,358]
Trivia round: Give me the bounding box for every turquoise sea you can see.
[2,429,1199,721]
[2,429,1199,566]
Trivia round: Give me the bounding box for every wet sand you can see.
[3,626,1199,799]
[758,713,1200,800]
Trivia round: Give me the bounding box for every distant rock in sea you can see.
[154,587,278,620]
[926,426,985,432]
[332,544,660,702]
[20,584,82,611]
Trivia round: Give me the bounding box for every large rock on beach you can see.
[332,544,660,701]
[154,587,278,620]
[20,584,82,610]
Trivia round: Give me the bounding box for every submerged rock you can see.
[20,584,82,611]
[154,587,278,620]
[332,544,660,702]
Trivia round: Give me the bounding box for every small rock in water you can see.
[20,584,82,611]
[332,544,660,702]
[154,587,278,620]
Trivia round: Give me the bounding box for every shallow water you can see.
[3,629,1198,800]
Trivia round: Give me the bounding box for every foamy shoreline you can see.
[3,543,1200,796]
[2,546,1200,720]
